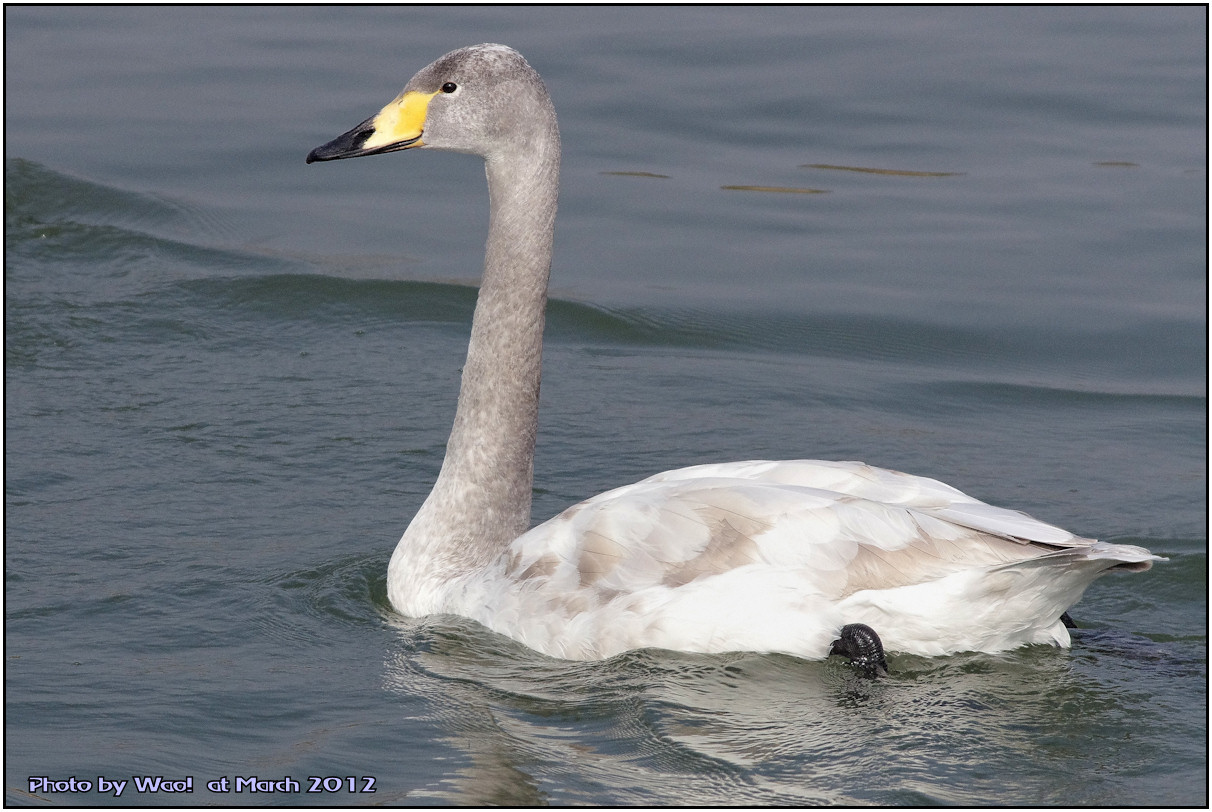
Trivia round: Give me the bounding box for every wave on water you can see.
[10,158,1199,405]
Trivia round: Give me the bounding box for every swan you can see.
[307,44,1160,672]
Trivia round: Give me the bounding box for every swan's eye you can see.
[441,82,458,94]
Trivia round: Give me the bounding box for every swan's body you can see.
[308,44,1159,664]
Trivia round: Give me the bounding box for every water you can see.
[5,6,1206,806]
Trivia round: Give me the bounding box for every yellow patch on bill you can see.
[363,90,438,150]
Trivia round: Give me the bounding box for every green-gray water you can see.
[6,6,1205,805]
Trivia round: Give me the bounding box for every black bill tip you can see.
[306,115,378,164]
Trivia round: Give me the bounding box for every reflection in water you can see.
[801,163,965,177]
[720,185,829,194]
[379,613,1178,805]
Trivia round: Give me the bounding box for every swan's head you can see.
[306,43,557,164]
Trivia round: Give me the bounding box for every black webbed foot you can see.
[1060,611,1076,629]
[830,623,888,677]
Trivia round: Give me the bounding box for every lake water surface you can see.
[5,6,1206,805]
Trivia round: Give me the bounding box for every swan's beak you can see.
[306,90,438,163]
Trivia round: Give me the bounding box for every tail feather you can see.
[995,539,1163,574]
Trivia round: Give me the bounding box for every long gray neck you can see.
[406,129,559,569]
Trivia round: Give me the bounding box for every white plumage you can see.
[403,460,1156,661]
[308,45,1160,666]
